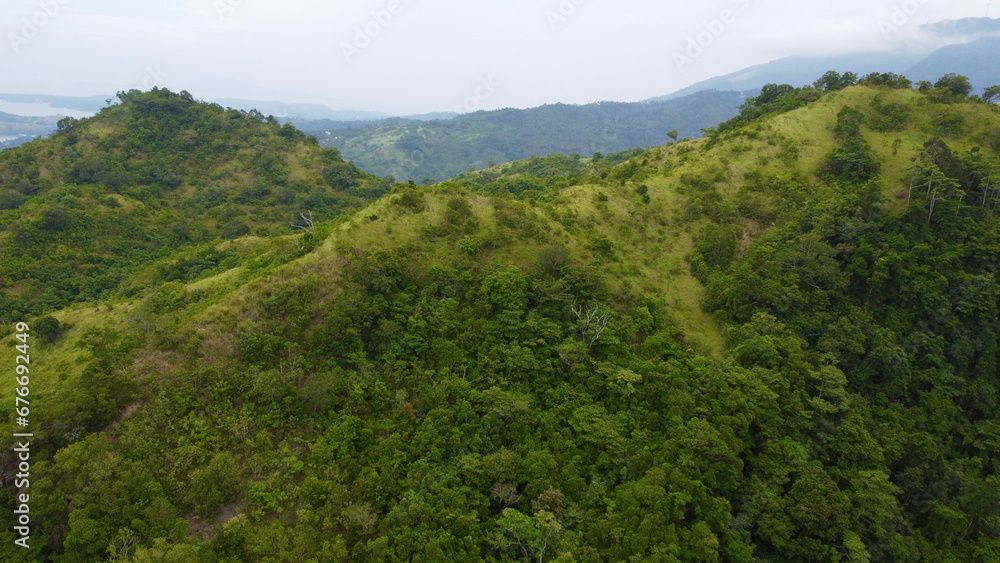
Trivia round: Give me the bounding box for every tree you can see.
[983,85,1000,105]
[493,509,563,562]
[187,453,240,518]
[667,129,679,143]
[35,315,62,342]
[571,302,611,348]
[814,70,857,92]
[934,73,972,97]
[39,205,70,231]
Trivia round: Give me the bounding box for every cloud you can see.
[0,0,996,113]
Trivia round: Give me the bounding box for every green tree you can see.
[983,85,1000,104]
[935,73,972,97]
[34,314,62,342]
[187,452,241,518]
[493,509,563,562]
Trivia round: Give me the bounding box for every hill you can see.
[1,78,1000,561]
[0,88,393,323]
[301,90,748,183]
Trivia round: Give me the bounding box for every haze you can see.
[0,0,995,115]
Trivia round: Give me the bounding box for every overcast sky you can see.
[0,0,995,114]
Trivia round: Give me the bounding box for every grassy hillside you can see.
[2,77,1000,561]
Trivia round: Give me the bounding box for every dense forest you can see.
[0,74,999,561]
[299,90,749,183]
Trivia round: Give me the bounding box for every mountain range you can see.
[1,17,998,181]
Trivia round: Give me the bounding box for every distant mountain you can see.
[0,111,60,144]
[210,98,390,121]
[0,136,34,150]
[904,36,1000,93]
[650,50,924,101]
[401,112,458,122]
[922,16,1000,41]
[298,90,749,182]
[654,17,1000,101]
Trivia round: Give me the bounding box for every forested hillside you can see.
[0,88,393,323]
[1,75,999,561]
[302,90,748,183]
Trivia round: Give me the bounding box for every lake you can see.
[0,101,93,119]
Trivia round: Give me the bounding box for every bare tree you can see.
[290,211,315,234]
[571,302,611,348]
[344,503,377,533]
[491,481,521,509]
[105,530,136,563]
[906,155,920,207]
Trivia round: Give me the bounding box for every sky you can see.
[0,0,996,115]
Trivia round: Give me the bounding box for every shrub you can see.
[394,189,425,213]
[39,205,70,231]
[221,220,250,239]
[34,315,62,342]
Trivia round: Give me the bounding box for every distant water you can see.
[0,100,93,119]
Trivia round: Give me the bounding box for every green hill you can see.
[302,90,748,183]
[1,76,1000,561]
[0,88,394,323]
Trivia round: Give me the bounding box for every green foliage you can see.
[691,223,741,282]
[392,186,426,212]
[704,131,1000,560]
[983,85,1000,104]
[821,106,882,184]
[935,73,973,97]
[34,314,62,342]
[857,72,913,89]
[869,94,911,132]
[924,74,975,104]
[187,452,240,518]
[813,70,858,91]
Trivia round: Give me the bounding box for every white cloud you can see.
[0,0,994,113]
